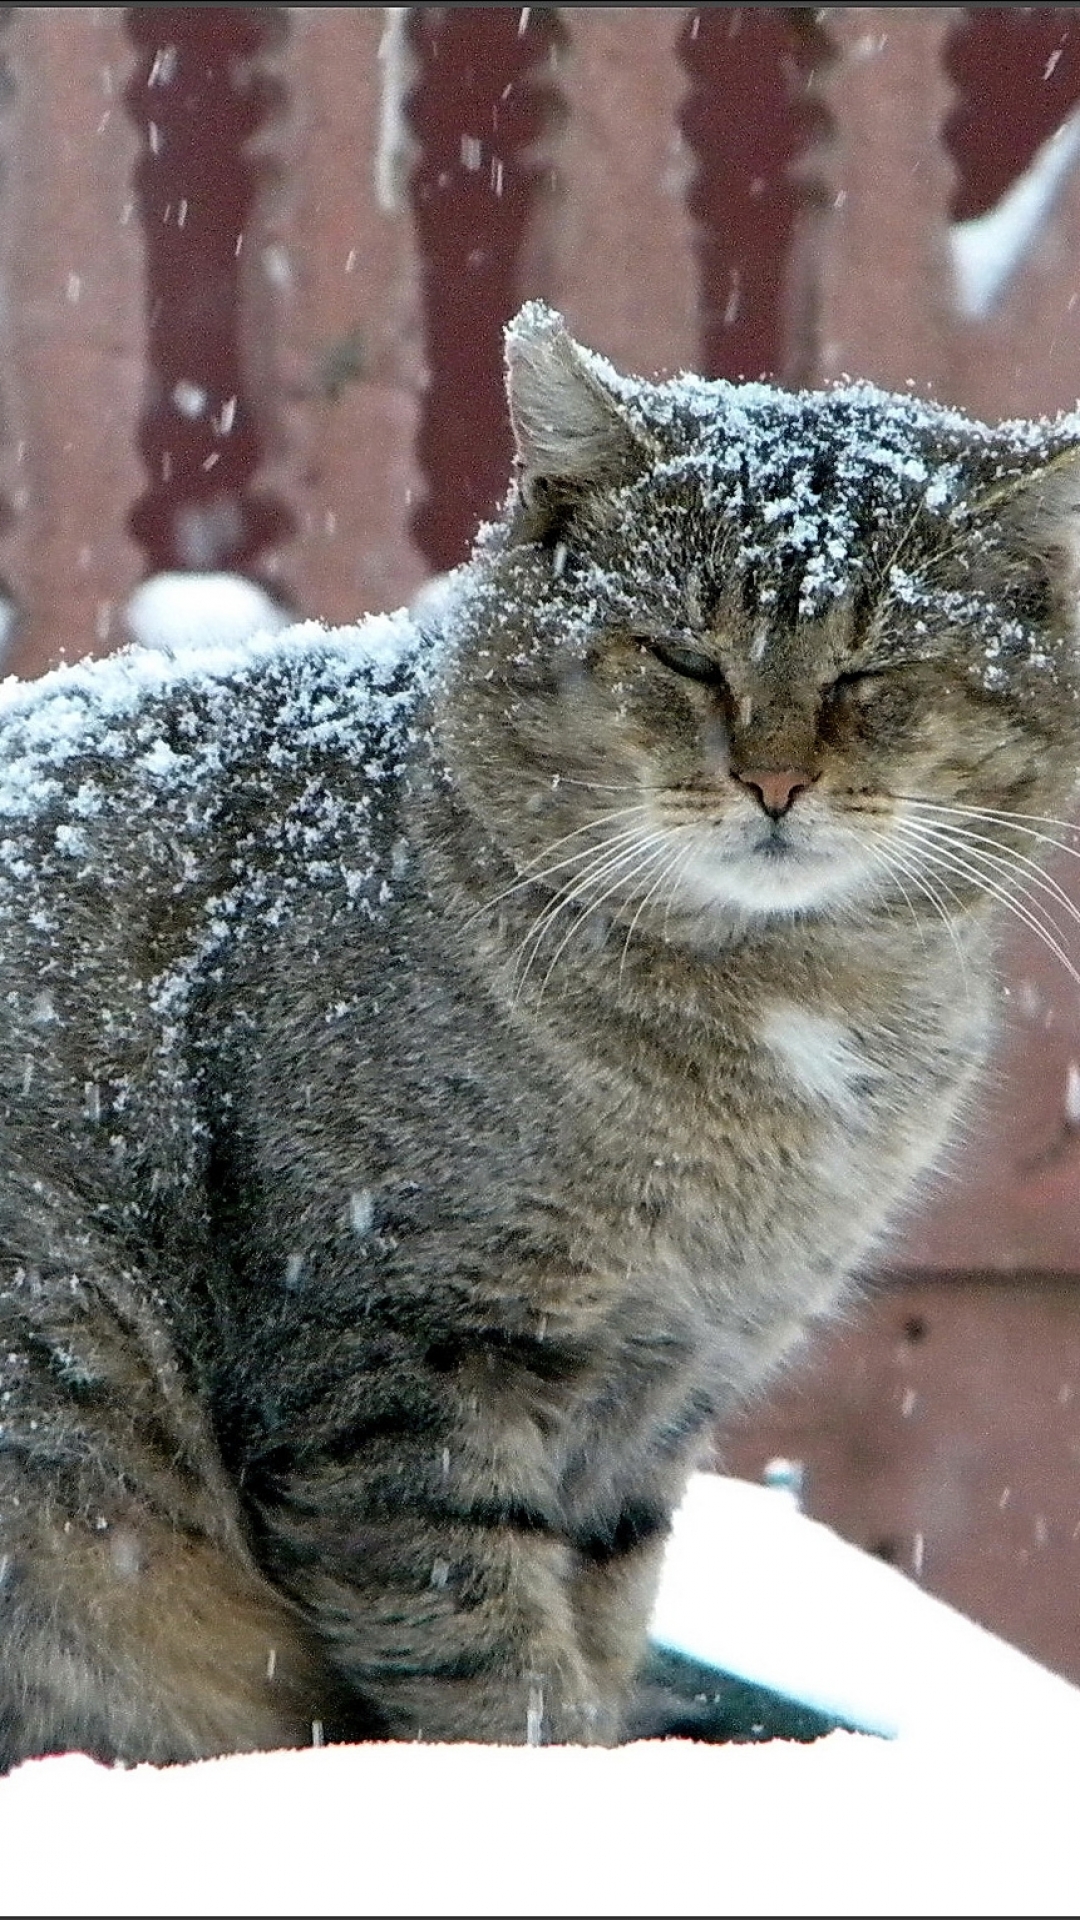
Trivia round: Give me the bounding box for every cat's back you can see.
[0,611,430,1181]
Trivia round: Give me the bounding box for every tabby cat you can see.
[1,302,1078,1763]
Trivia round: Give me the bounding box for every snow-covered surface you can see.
[952,108,1080,320]
[4,1475,1080,1918]
[651,1471,1080,1741]
[7,1729,1080,1919]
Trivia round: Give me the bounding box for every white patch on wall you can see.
[759,1003,880,1116]
[951,108,1080,320]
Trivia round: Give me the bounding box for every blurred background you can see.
[7,2,1080,1683]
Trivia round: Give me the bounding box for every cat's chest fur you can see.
[524,938,985,1347]
[230,863,987,1457]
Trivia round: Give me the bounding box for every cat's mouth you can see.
[661,802,880,917]
[751,822,798,861]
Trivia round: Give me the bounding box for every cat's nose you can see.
[734,767,813,818]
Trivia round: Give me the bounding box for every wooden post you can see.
[524,5,700,376]
[0,7,145,674]
[796,7,958,396]
[251,6,427,624]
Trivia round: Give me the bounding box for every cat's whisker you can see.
[870,837,972,989]
[541,840,679,1002]
[865,842,932,948]
[617,835,687,988]
[900,818,1080,938]
[895,795,1080,858]
[509,832,671,1003]
[895,836,1076,985]
[552,777,656,795]
[509,849,634,994]
[528,836,677,1007]
[890,823,1080,990]
[661,834,705,946]
[464,810,651,929]
[895,818,1080,946]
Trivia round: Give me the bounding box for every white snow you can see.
[170,379,208,419]
[650,1472,1080,1742]
[3,1473,1080,1917]
[124,571,290,653]
[952,108,1080,321]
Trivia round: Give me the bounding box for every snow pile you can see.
[651,1472,1080,1743]
[4,1475,1080,1918]
[125,572,290,653]
[6,1730,1080,1919]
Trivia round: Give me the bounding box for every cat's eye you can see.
[643,639,727,686]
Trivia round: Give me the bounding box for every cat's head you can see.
[439,302,1080,939]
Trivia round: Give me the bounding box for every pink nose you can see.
[735,768,812,818]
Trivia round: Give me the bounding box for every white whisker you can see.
[891,822,1080,990]
[529,835,676,1006]
[872,836,972,989]
[896,795,1080,862]
[511,831,672,1003]
[618,836,687,988]
[901,818,1080,938]
[464,809,650,929]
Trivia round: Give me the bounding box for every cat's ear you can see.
[503,303,649,530]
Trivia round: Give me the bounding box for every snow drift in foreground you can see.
[6,1728,1080,1920]
[4,1473,1080,1919]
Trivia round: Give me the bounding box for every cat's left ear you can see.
[503,302,652,535]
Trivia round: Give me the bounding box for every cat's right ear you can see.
[503,303,648,539]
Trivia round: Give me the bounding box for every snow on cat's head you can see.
[439,302,1080,930]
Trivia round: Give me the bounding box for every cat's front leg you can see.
[569,1517,672,1730]
[259,1433,613,1744]
[561,1419,712,1740]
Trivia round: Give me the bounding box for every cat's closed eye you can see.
[641,639,727,686]
[824,664,923,733]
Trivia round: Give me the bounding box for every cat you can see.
[0,300,1078,1765]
